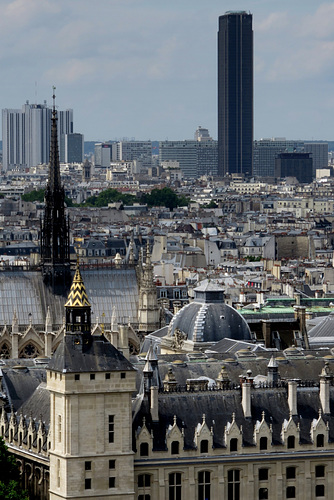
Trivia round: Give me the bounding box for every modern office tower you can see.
[218,11,253,177]
[194,126,212,142]
[2,102,73,171]
[275,152,313,184]
[159,140,218,178]
[117,141,152,170]
[304,142,328,177]
[60,133,84,163]
[94,142,113,167]
[2,109,23,171]
[253,138,328,178]
[253,138,304,178]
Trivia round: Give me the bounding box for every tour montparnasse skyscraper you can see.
[218,11,253,177]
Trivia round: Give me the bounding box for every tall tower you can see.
[138,241,160,335]
[47,269,136,500]
[218,11,253,177]
[40,89,71,294]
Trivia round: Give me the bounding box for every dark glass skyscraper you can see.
[218,11,253,177]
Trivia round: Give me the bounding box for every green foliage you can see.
[141,187,189,211]
[81,188,137,207]
[21,188,73,207]
[203,200,218,209]
[21,189,45,203]
[0,438,28,500]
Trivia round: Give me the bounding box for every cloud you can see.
[256,3,334,82]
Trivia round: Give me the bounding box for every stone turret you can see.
[137,240,160,334]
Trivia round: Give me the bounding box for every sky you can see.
[1,0,334,142]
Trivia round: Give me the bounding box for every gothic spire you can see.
[48,86,61,194]
[40,87,71,294]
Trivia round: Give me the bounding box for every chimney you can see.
[319,362,332,414]
[288,380,298,416]
[294,293,301,306]
[267,356,279,386]
[150,386,159,422]
[119,324,129,360]
[241,370,252,418]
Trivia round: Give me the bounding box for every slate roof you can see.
[308,312,334,345]
[0,268,138,328]
[133,358,334,450]
[48,333,135,373]
[168,301,251,343]
[1,366,46,412]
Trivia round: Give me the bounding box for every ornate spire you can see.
[65,259,91,333]
[40,87,71,294]
[48,86,61,194]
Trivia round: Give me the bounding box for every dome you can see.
[167,281,251,343]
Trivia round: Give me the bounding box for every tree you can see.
[21,188,73,207]
[141,187,189,211]
[0,437,28,500]
[81,188,137,207]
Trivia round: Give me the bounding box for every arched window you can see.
[200,440,209,453]
[287,435,295,449]
[316,434,324,447]
[169,473,181,500]
[228,469,240,500]
[140,442,149,457]
[230,438,238,452]
[198,471,211,500]
[171,441,179,455]
[260,437,267,450]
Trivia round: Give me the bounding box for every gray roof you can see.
[48,332,135,373]
[0,268,138,328]
[309,312,334,339]
[167,301,251,343]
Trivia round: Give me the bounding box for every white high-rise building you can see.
[2,102,73,171]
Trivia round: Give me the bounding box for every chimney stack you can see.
[288,380,298,416]
[319,362,332,415]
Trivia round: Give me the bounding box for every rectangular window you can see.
[259,469,269,481]
[109,477,115,488]
[316,466,325,478]
[57,459,60,488]
[316,485,325,497]
[58,415,61,442]
[109,460,115,469]
[228,469,240,500]
[286,486,295,498]
[198,471,210,500]
[75,374,80,381]
[85,461,91,471]
[121,372,126,379]
[286,467,296,480]
[105,373,111,380]
[85,478,91,490]
[169,473,181,500]
[90,373,95,380]
[108,415,114,443]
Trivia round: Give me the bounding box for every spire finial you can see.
[52,86,56,114]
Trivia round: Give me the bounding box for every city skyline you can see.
[0,0,333,142]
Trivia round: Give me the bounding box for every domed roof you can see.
[167,281,251,343]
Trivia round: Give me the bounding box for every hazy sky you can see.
[1,0,333,141]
